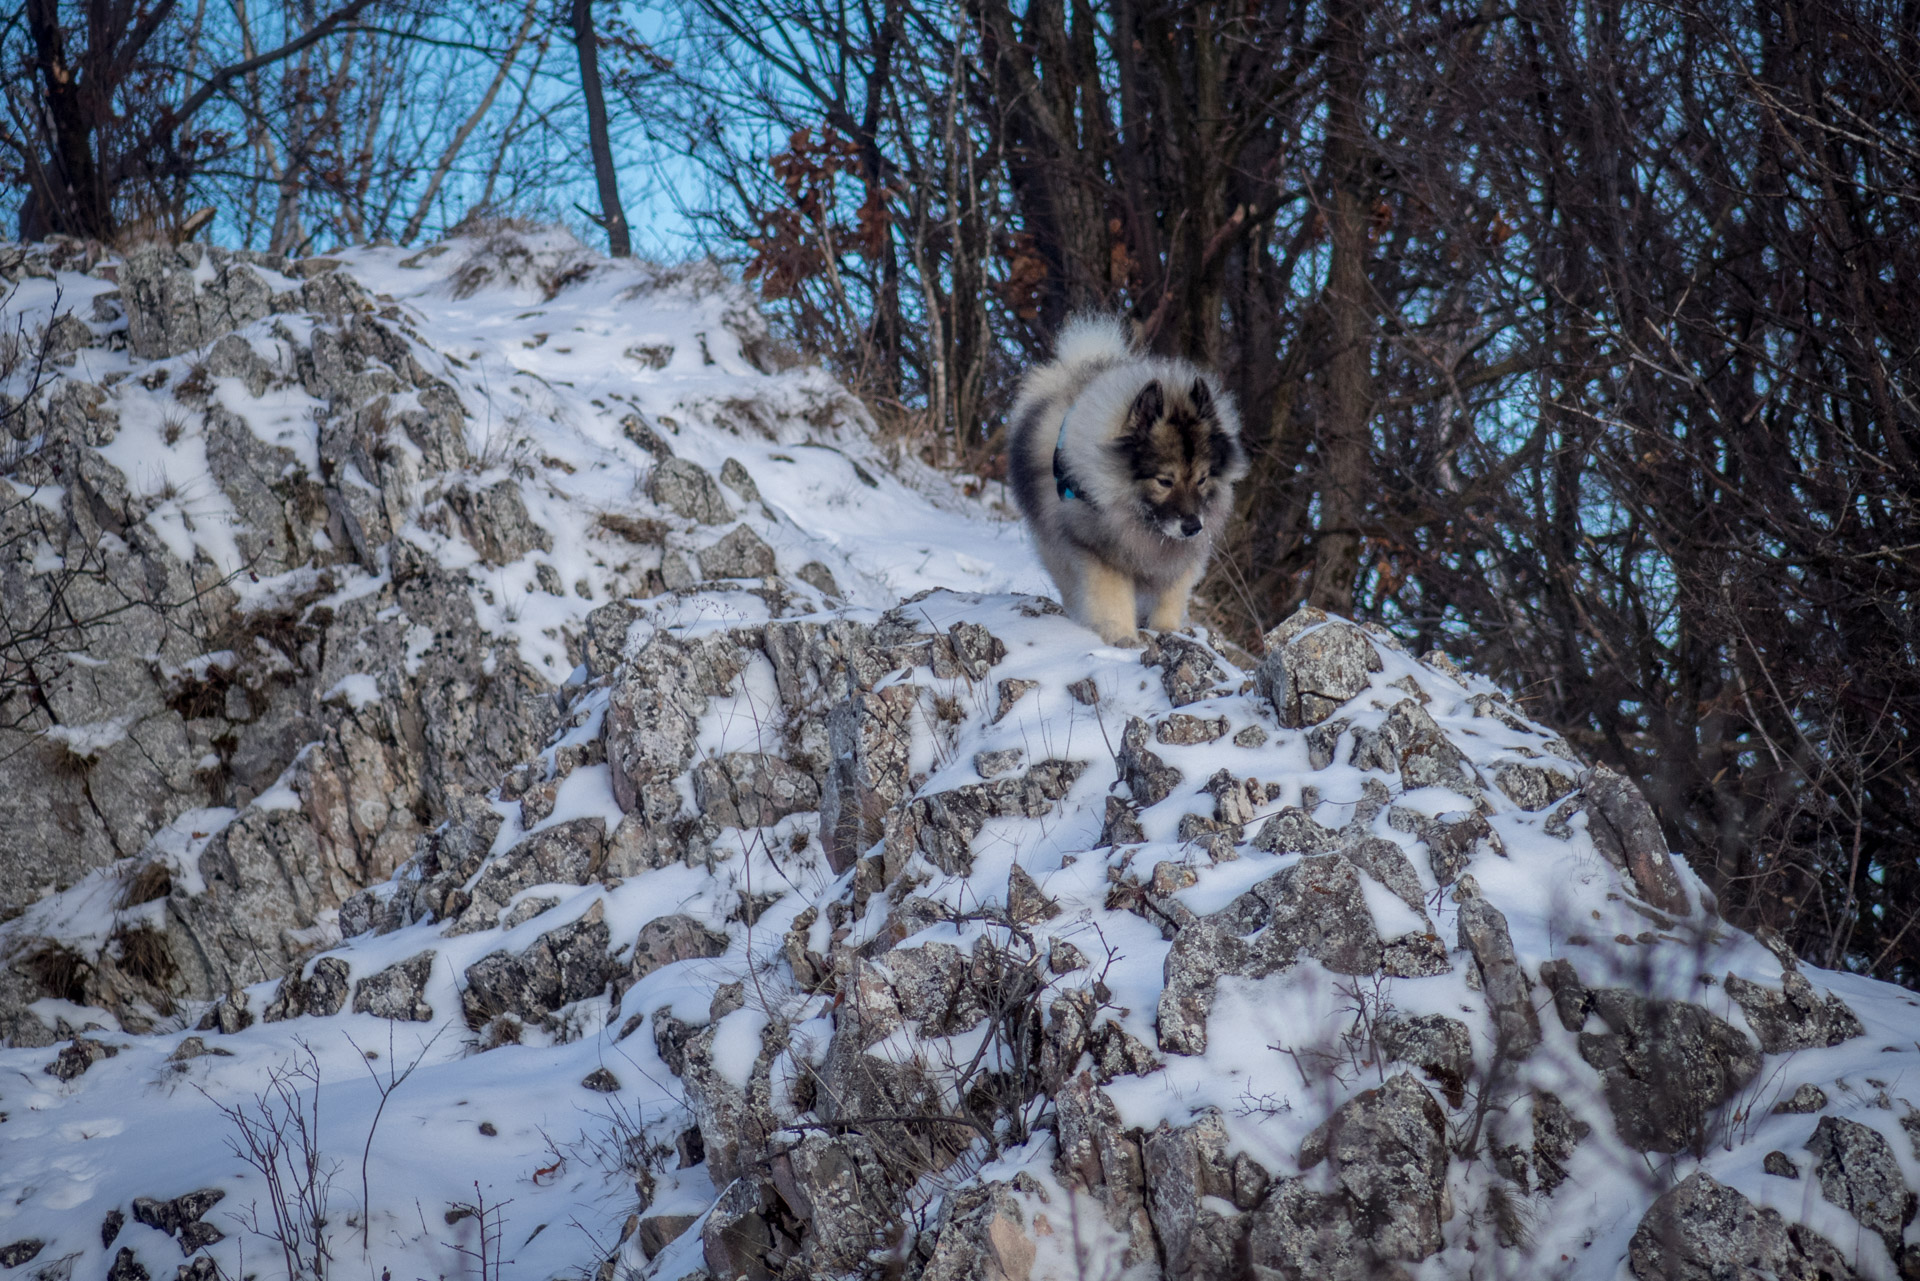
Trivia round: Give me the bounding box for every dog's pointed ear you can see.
[1125,381,1164,437]
[1190,378,1215,419]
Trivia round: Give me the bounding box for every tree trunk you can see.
[1306,0,1374,615]
[571,0,630,257]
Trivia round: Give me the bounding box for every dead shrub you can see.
[117,860,174,908]
[19,941,92,1004]
[595,512,667,546]
[109,923,178,999]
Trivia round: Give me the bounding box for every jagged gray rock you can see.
[122,245,272,358]
[648,457,733,525]
[461,910,614,1033]
[1248,1074,1449,1280]
[690,752,819,829]
[1143,632,1227,707]
[1378,1013,1472,1108]
[1725,969,1864,1053]
[1806,1114,1916,1258]
[1579,765,1689,914]
[351,951,436,1021]
[1255,609,1382,728]
[820,684,917,873]
[1629,1171,1857,1281]
[1118,716,1182,807]
[697,524,777,579]
[1453,874,1541,1059]
[1578,987,1759,1153]
[1158,853,1383,1055]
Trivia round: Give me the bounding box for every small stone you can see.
[696,524,776,579]
[44,1035,117,1081]
[718,457,761,502]
[1118,717,1181,807]
[1255,613,1382,727]
[1067,678,1100,705]
[1764,1150,1799,1179]
[974,748,1023,778]
[1773,1083,1828,1114]
[1232,724,1268,747]
[796,561,840,598]
[995,678,1039,721]
[639,1213,700,1260]
[1007,865,1061,924]
[479,1122,498,1136]
[581,1067,621,1092]
[1143,632,1226,706]
[1156,714,1229,745]
[0,1239,43,1268]
[351,951,437,1021]
[165,1036,233,1063]
[648,457,732,524]
[107,1246,150,1281]
[102,1207,125,1246]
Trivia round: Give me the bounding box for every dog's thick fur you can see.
[1008,315,1247,645]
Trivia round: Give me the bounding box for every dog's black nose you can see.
[1180,516,1202,537]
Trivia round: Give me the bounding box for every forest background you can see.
[4,0,1916,992]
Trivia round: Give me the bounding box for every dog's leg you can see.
[1144,562,1202,631]
[1079,559,1141,646]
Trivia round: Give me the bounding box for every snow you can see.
[5,233,1918,1281]
[42,716,132,759]
[324,673,382,709]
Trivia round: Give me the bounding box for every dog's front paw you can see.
[1098,626,1145,649]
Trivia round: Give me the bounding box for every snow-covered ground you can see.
[2,230,1918,1281]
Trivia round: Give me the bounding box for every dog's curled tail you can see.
[1051,313,1134,375]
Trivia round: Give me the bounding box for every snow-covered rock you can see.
[4,231,1919,1281]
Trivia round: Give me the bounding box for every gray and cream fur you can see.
[1008,315,1247,645]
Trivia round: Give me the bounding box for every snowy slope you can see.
[2,231,1918,1281]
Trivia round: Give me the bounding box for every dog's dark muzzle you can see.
[1179,516,1202,538]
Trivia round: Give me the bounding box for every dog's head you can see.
[1114,378,1244,540]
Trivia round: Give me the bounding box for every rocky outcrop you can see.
[9,239,1913,1281]
[1248,1074,1450,1279]
[2,245,558,1035]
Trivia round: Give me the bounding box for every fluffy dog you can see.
[1008,315,1246,646]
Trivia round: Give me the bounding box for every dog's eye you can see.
[1152,476,1173,489]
